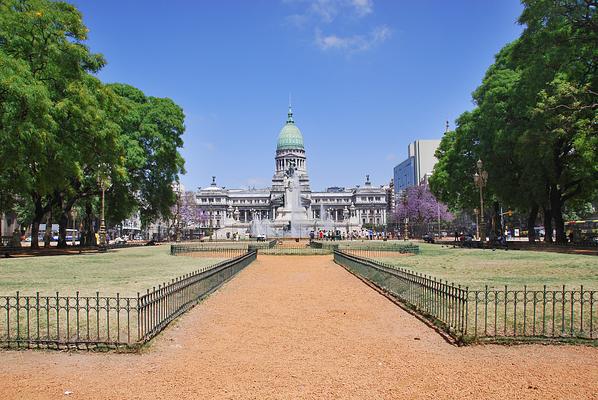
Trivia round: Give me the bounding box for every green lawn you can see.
[377,243,598,289]
[0,246,225,296]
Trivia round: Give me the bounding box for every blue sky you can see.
[72,0,523,191]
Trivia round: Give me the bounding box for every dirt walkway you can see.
[1,256,597,399]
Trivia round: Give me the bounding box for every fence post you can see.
[464,286,469,337]
[580,285,584,335]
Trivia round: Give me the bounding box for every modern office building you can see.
[393,139,441,194]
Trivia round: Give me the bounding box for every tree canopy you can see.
[0,0,186,247]
[430,0,597,243]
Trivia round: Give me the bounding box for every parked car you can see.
[422,234,435,244]
[459,233,474,242]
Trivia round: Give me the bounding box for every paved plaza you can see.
[1,255,597,399]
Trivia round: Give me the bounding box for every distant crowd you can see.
[309,229,395,241]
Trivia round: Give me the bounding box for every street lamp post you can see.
[437,201,441,237]
[401,191,409,240]
[343,206,349,240]
[473,208,480,240]
[98,179,107,251]
[208,200,213,241]
[175,188,181,242]
[327,207,335,240]
[473,159,488,243]
[71,209,77,247]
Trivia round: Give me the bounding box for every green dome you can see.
[277,107,304,150]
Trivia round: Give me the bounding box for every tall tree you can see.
[431,1,597,243]
[108,84,186,227]
[52,75,126,247]
[0,0,105,248]
[513,0,598,242]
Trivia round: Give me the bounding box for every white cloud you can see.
[315,24,391,52]
[287,0,373,23]
[283,0,389,54]
[351,0,373,17]
[371,25,391,42]
[310,0,339,22]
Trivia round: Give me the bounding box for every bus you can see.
[565,220,598,244]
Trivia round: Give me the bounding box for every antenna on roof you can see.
[445,120,450,133]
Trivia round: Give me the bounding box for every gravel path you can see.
[1,255,597,399]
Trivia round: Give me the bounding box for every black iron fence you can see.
[334,250,467,338]
[0,292,138,349]
[340,247,419,259]
[170,245,248,258]
[468,285,596,341]
[0,241,147,257]
[171,241,275,256]
[334,250,598,343]
[311,240,419,254]
[0,250,257,349]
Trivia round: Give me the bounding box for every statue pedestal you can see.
[275,207,308,222]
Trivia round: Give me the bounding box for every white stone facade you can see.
[195,108,390,237]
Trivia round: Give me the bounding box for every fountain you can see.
[246,162,353,239]
[249,215,278,238]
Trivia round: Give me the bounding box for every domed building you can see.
[271,106,311,209]
[196,106,391,237]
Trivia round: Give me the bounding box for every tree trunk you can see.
[30,219,40,249]
[57,211,69,248]
[43,212,52,248]
[493,201,501,239]
[57,197,78,248]
[81,201,96,247]
[30,197,47,249]
[527,203,539,242]
[543,206,553,243]
[549,185,567,243]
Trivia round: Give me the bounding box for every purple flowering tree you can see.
[394,184,453,237]
[171,191,207,240]
[180,191,207,237]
